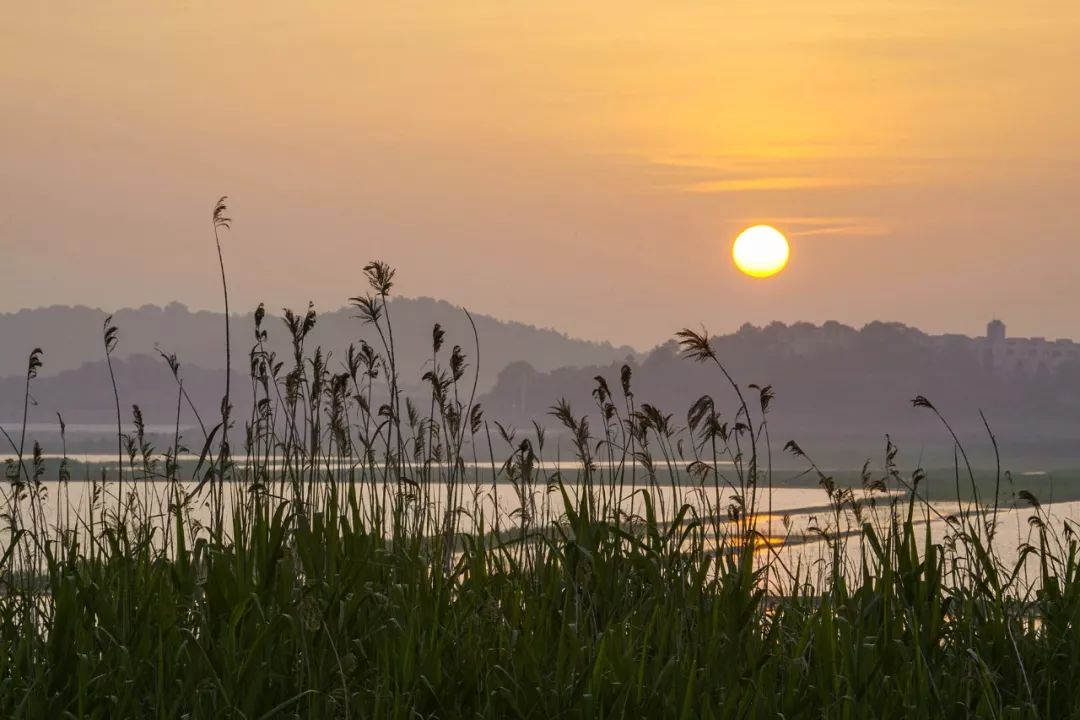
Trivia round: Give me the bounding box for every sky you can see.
[3,1,1080,350]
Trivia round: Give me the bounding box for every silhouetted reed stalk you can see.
[212,196,232,539]
[103,316,122,517]
[1,251,1077,717]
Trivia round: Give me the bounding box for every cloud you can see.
[682,176,863,193]
[644,153,916,194]
[775,216,891,238]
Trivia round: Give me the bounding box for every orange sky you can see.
[3,1,1079,348]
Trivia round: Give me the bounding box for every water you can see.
[5,475,1074,583]
[0,423,195,435]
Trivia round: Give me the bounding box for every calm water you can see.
[0,424,196,434]
[5,474,1075,586]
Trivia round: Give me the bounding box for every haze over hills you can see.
[0,354,233,446]
[3,305,1079,466]
[479,320,1080,468]
[0,297,639,391]
[0,297,636,453]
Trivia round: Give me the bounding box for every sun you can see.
[732,225,790,278]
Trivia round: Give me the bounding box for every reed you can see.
[0,253,1076,718]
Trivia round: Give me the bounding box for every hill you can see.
[0,298,639,392]
[479,321,1080,468]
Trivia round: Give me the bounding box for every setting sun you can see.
[732,225,790,278]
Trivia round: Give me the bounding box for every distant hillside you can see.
[0,298,639,392]
[0,353,234,427]
[5,316,1080,466]
[479,321,1080,468]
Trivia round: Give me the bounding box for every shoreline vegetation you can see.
[6,458,1080,514]
[2,210,1079,716]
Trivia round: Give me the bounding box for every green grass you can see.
[2,252,1080,718]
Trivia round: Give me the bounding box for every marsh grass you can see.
[0,246,1078,717]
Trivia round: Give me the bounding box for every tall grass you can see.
[0,253,1078,718]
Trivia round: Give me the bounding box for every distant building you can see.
[987,319,1006,343]
[749,317,1079,376]
[980,320,1080,374]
